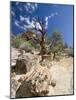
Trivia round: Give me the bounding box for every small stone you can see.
[51,79,56,87]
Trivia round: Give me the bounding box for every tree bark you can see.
[40,34,46,61]
[53,52,56,60]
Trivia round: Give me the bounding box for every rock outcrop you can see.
[16,65,54,97]
[11,47,56,98]
[11,47,73,98]
[11,73,21,98]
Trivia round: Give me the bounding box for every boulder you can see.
[51,79,56,87]
[14,52,41,74]
[11,73,21,98]
[16,65,52,97]
[15,58,27,74]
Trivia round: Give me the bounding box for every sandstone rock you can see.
[40,59,52,69]
[16,80,34,98]
[47,85,55,96]
[11,48,21,66]
[16,65,52,97]
[51,79,56,87]
[11,73,21,98]
[11,47,56,98]
[15,59,27,74]
[14,51,42,74]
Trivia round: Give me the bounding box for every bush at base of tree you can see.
[64,48,74,57]
[11,36,24,48]
[19,41,35,52]
[50,31,64,59]
[11,36,35,52]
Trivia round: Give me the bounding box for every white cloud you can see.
[20,16,30,24]
[45,16,49,29]
[20,16,25,21]
[19,7,23,11]
[26,3,31,6]
[16,2,19,5]
[16,16,35,30]
[35,22,42,30]
[24,3,38,13]
[14,20,27,31]
[15,11,58,31]
[20,20,35,30]
[14,20,20,27]
[20,16,34,27]
[24,17,30,24]
[11,11,15,17]
[15,2,38,13]
[45,12,58,29]
[16,16,42,31]
[35,4,37,8]
[56,12,58,15]
[24,18,35,29]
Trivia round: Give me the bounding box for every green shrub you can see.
[19,41,34,52]
[12,36,35,51]
[64,48,74,57]
[12,36,24,48]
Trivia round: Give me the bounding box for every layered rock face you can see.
[11,48,55,98]
[16,66,52,97]
[11,47,73,98]
[11,65,55,98]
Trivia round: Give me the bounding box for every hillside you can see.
[11,47,73,98]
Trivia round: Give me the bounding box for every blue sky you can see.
[11,2,74,47]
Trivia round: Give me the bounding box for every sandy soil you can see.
[50,57,73,95]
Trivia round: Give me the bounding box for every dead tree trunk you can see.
[40,34,47,62]
[40,35,46,54]
[53,52,56,60]
[30,17,47,62]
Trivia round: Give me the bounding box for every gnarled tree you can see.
[30,17,47,61]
